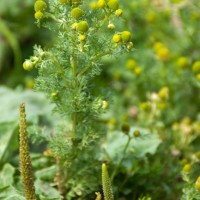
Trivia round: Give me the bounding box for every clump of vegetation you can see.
[0,0,200,200]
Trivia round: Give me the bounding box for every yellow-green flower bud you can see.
[133,130,140,137]
[192,61,200,73]
[177,56,189,69]
[126,59,137,70]
[107,23,115,30]
[34,11,43,20]
[115,9,123,16]
[71,7,84,19]
[127,42,134,50]
[195,176,200,191]
[102,100,109,109]
[134,67,142,75]
[34,0,47,12]
[90,2,98,9]
[182,164,192,173]
[196,180,200,191]
[71,22,78,30]
[121,31,131,42]
[158,87,169,100]
[77,21,89,32]
[112,34,121,43]
[78,34,86,41]
[23,60,34,71]
[59,0,68,4]
[107,0,119,10]
[121,123,130,134]
[97,0,106,8]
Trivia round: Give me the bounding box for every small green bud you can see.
[77,21,89,32]
[133,130,140,137]
[107,23,115,30]
[23,60,34,71]
[195,176,200,191]
[121,31,131,42]
[192,61,200,73]
[107,0,119,11]
[182,164,192,173]
[71,7,84,19]
[34,11,43,20]
[34,0,47,12]
[102,100,109,109]
[121,123,130,134]
[127,42,134,50]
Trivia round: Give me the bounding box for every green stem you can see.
[111,135,131,181]
[70,34,78,136]
[78,47,117,77]
[0,17,22,70]
[45,13,68,30]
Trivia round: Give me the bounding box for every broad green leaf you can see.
[0,122,18,163]
[35,179,62,200]
[104,127,161,162]
[0,163,15,188]
[0,86,53,123]
[0,186,25,200]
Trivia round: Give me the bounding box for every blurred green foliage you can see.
[0,0,200,199]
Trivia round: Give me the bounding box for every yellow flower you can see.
[146,11,156,23]
[121,31,131,42]
[97,0,106,8]
[34,11,43,20]
[59,0,68,4]
[107,0,119,11]
[115,9,123,16]
[153,42,164,52]
[192,61,200,73]
[71,7,84,19]
[78,34,86,41]
[158,87,169,100]
[157,47,170,61]
[126,59,137,70]
[182,164,192,173]
[112,34,121,43]
[77,21,89,32]
[90,2,98,9]
[34,0,47,12]
[177,56,189,69]
[134,67,142,75]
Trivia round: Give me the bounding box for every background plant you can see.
[0,0,200,199]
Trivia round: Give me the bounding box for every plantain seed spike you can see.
[102,163,114,200]
[19,103,37,200]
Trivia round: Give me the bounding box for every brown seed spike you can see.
[19,103,37,200]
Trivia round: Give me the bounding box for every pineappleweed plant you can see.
[22,0,133,199]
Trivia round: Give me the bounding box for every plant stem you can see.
[70,34,78,136]
[43,52,70,88]
[111,135,132,181]
[0,17,22,70]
